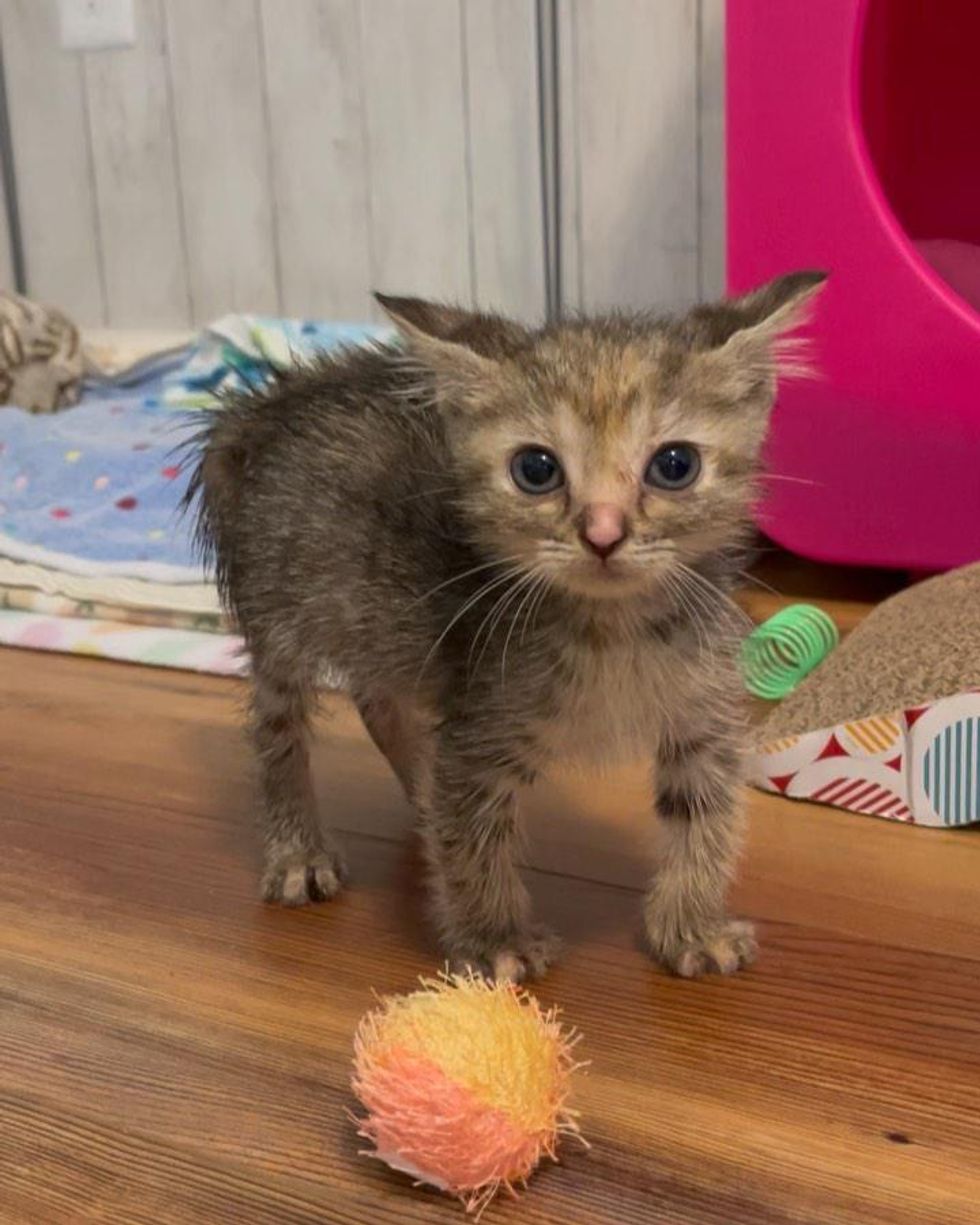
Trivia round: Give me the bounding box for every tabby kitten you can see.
[189,271,824,982]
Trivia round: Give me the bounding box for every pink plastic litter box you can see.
[727,0,980,572]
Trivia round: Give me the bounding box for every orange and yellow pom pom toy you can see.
[351,972,585,1215]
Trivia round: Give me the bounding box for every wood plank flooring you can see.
[1,645,977,1224]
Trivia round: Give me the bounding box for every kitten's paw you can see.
[261,848,347,906]
[649,917,757,978]
[450,926,562,984]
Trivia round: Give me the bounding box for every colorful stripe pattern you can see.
[809,777,910,820]
[923,716,980,827]
[843,716,900,754]
[765,735,800,754]
[749,690,980,828]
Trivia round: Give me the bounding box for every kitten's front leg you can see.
[420,729,558,983]
[645,716,757,977]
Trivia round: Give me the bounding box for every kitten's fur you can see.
[188,272,824,982]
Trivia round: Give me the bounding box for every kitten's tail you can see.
[178,412,246,607]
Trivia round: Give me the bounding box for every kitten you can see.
[188,271,824,982]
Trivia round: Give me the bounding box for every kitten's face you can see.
[380,273,824,604]
[450,334,760,601]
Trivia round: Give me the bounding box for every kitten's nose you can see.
[580,503,628,560]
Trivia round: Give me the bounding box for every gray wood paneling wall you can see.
[0,0,724,328]
[558,0,725,312]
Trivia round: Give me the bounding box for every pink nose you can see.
[580,503,628,560]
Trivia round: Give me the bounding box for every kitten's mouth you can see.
[562,555,648,598]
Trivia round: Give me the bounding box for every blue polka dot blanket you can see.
[0,315,390,584]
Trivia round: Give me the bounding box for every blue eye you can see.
[644,443,701,491]
[510,448,564,495]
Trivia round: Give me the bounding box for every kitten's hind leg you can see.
[251,666,347,905]
[354,691,433,804]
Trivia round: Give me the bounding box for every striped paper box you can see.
[749,689,980,827]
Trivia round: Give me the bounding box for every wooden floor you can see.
[1,640,979,1224]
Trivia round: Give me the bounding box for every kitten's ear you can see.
[375,291,529,360]
[720,269,826,359]
[374,294,477,340]
[685,270,827,403]
[375,292,500,402]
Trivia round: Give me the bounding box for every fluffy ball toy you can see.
[351,972,585,1214]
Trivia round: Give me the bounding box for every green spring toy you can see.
[741,603,839,700]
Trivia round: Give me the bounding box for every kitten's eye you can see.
[644,443,701,491]
[510,447,564,495]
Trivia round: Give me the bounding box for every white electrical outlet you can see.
[59,0,136,51]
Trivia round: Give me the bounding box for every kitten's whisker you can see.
[415,565,526,683]
[501,571,547,683]
[400,467,460,479]
[466,592,510,676]
[669,569,730,640]
[520,573,551,647]
[465,573,530,676]
[759,472,822,488]
[500,580,536,685]
[469,571,537,677]
[686,565,754,627]
[519,582,542,649]
[393,486,461,504]
[662,571,699,646]
[662,569,713,661]
[409,556,523,608]
[736,569,781,597]
[671,566,739,657]
[674,561,754,632]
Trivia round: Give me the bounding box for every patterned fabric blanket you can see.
[0,316,387,581]
[0,315,386,674]
[1,376,206,581]
[0,609,246,676]
[161,313,392,409]
[0,581,226,633]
